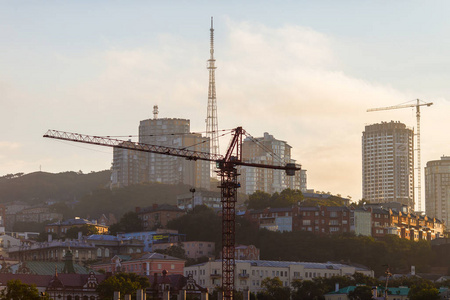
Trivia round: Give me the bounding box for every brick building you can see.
[91,252,185,276]
[136,204,185,230]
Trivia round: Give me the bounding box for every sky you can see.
[1,1,449,207]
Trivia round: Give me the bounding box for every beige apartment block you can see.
[425,156,450,230]
[184,260,374,294]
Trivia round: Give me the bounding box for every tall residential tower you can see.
[239,132,306,195]
[111,112,210,189]
[425,156,450,227]
[362,121,414,208]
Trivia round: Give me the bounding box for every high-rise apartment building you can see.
[110,141,147,187]
[362,121,414,208]
[239,132,306,195]
[111,118,210,189]
[425,156,450,228]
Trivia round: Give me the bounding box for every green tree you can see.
[257,277,290,300]
[109,211,143,235]
[273,189,303,207]
[0,279,49,300]
[291,279,325,300]
[246,191,272,209]
[65,224,99,238]
[167,205,221,249]
[96,273,150,300]
[348,285,373,300]
[408,281,440,300]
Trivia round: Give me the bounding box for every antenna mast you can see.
[206,17,220,175]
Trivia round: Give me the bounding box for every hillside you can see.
[72,182,197,219]
[0,171,111,204]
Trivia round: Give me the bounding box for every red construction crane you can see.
[44,126,300,300]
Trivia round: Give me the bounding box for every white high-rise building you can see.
[425,156,450,227]
[362,121,414,208]
[111,117,210,189]
[239,132,306,195]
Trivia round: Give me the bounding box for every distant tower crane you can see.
[43,127,300,300]
[206,17,220,177]
[367,99,433,212]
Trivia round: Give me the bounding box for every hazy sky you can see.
[1,1,449,207]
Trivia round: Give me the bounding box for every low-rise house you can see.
[235,245,260,260]
[119,229,186,252]
[7,235,144,264]
[136,204,185,230]
[45,218,109,236]
[185,259,374,294]
[91,252,185,276]
[0,272,107,299]
[177,191,221,210]
[293,206,351,234]
[152,241,215,259]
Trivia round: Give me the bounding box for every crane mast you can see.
[44,127,300,300]
[367,99,433,212]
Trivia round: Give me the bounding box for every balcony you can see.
[238,273,250,279]
[210,273,221,278]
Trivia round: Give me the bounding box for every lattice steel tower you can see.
[206,17,220,173]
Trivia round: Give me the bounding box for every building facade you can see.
[362,121,414,208]
[184,260,374,294]
[136,204,185,231]
[239,132,306,195]
[45,218,109,236]
[425,156,450,230]
[119,229,186,252]
[111,117,210,190]
[8,235,144,264]
[177,191,221,210]
[91,253,185,276]
[152,241,215,260]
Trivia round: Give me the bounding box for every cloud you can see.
[0,141,20,150]
[2,18,448,202]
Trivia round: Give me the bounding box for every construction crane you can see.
[43,126,300,300]
[367,99,433,212]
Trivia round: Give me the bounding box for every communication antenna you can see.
[206,17,220,176]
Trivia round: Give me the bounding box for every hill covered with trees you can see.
[0,170,111,204]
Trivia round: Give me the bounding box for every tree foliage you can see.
[256,277,291,300]
[73,182,195,219]
[408,280,440,300]
[0,279,49,300]
[108,211,143,235]
[0,170,110,204]
[167,205,222,250]
[96,273,150,300]
[246,189,303,209]
[348,285,373,300]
